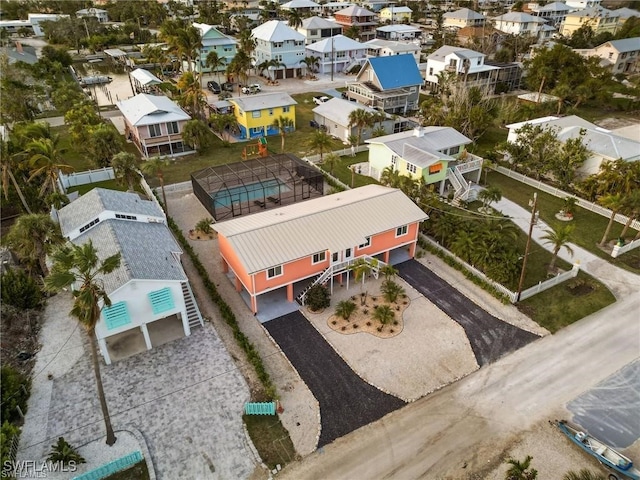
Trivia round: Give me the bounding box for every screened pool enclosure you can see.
[191,154,325,221]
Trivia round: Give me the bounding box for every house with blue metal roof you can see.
[57,188,204,364]
[345,54,423,114]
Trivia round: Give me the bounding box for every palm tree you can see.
[272,116,294,153]
[141,156,170,214]
[302,55,320,75]
[541,225,575,272]
[380,264,398,280]
[450,229,477,263]
[348,108,372,146]
[307,130,332,162]
[209,113,237,143]
[205,50,227,85]
[380,166,403,188]
[478,186,502,210]
[27,136,73,197]
[349,257,372,305]
[5,213,63,277]
[322,153,341,175]
[0,139,32,214]
[44,241,122,446]
[372,304,394,325]
[562,469,605,480]
[175,25,203,73]
[111,152,139,191]
[598,193,624,246]
[620,190,640,238]
[46,191,70,210]
[287,9,303,30]
[505,456,538,480]
[335,300,357,320]
[381,279,404,303]
[227,50,252,87]
[177,71,206,118]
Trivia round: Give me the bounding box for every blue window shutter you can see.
[102,302,131,330]
[148,287,175,315]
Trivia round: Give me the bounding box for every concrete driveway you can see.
[396,260,540,366]
[264,311,406,447]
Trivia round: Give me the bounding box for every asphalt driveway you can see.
[396,260,540,366]
[264,311,406,447]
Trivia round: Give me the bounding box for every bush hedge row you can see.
[417,236,511,305]
[167,217,277,399]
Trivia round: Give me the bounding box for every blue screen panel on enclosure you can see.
[213,179,290,207]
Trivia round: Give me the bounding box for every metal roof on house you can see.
[443,8,485,20]
[213,185,428,274]
[75,220,184,294]
[535,2,570,12]
[335,5,376,16]
[427,45,485,62]
[231,92,297,111]
[492,11,546,23]
[312,97,377,125]
[376,24,421,33]
[117,93,191,127]
[58,188,164,236]
[365,39,419,53]
[282,0,320,8]
[302,16,339,29]
[381,6,412,13]
[306,34,366,53]
[130,68,162,86]
[368,54,422,89]
[252,20,306,42]
[613,7,640,19]
[366,127,472,168]
[601,37,640,53]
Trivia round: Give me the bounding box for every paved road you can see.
[278,293,640,479]
[264,311,405,447]
[396,260,540,366]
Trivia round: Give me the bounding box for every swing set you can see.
[242,137,268,160]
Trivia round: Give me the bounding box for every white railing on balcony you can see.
[298,255,387,305]
[455,157,483,174]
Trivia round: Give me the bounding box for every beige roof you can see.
[213,185,428,274]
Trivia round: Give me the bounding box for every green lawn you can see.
[318,151,379,189]
[485,170,640,274]
[243,414,297,470]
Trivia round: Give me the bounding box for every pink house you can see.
[117,93,193,158]
[213,185,428,314]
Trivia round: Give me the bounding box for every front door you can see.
[331,248,354,266]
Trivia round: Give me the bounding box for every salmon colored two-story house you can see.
[213,185,427,314]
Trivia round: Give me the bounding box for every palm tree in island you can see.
[45,241,122,446]
[541,224,575,272]
[307,130,332,163]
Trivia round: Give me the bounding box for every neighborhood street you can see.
[278,292,640,479]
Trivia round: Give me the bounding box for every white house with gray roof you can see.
[491,11,547,37]
[375,24,422,41]
[117,93,192,158]
[305,35,367,74]
[365,38,421,63]
[57,188,203,364]
[425,45,501,92]
[506,115,640,177]
[575,37,640,74]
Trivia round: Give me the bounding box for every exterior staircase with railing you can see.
[446,157,483,204]
[181,281,204,329]
[296,255,387,306]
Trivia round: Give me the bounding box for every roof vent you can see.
[414,127,425,137]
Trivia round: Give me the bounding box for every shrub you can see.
[1,269,42,310]
[47,437,86,466]
[306,284,331,311]
[381,279,405,303]
[335,300,356,320]
[373,305,394,325]
[1,421,20,473]
[1,366,30,425]
[195,218,213,234]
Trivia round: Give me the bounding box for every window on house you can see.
[252,111,261,118]
[428,67,433,75]
[79,217,100,233]
[167,121,179,134]
[115,214,138,220]
[406,162,417,174]
[283,106,290,113]
[391,154,398,166]
[332,252,339,262]
[148,124,162,137]
[267,265,283,278]
[428,163,442,174]
[269,108,274,116]
[358,236,371,248]
[449,145,460,155]
[396,225,408,237]
[312,252,326,264]
[310,29,318,35]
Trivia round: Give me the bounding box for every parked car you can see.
[222,82,235,92]
[207,81,221,93]
[241,83,261,94]
[313,95,330,105]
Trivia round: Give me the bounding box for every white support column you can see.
[140,323,152,350]
[98,337,111,365]
[182,312,191,337]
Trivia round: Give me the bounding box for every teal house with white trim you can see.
[57,188,203,365]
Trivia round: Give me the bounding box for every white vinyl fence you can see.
[421,235,580,303]
[58,167,115,191]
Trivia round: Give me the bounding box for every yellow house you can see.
[230,92,297,140]
[561,7,621,36]
[379,6,412,23]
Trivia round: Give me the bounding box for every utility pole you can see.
[517,192,537,302]
[330,36,334,82]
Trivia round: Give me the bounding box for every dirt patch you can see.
[188,229,216,241]
[0,304,42,377]
[595,116,639,130]
[565,279,595,297]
